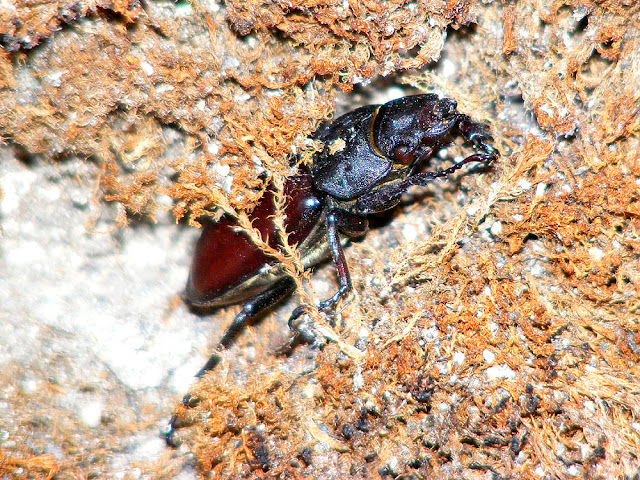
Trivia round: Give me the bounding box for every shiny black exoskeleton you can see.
[165,94,499,444]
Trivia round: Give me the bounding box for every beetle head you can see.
[373,95,462,174]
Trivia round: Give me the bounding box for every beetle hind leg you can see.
[165,276,296,446]
[214,276,297,355]
[188,276,298,379]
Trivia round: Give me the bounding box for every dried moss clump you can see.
[1,0,640,478]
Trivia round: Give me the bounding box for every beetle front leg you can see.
[356,138,498,216]
[456,115,500,161]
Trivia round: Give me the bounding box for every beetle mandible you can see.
[166,94,499,442]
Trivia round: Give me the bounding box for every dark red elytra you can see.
[186,172,323,307]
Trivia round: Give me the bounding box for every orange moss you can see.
[2,0,640,478]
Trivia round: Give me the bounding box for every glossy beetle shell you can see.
[186,172,325,308]
[186,94,498,309]
[311,104,392,200]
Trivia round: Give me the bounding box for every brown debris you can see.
[0,449,58,480]
[2,0,640,478]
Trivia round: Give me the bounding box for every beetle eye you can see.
[393,145,415,165]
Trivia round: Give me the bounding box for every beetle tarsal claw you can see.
[276,319,317,356]
[290,308,320,343]
[163,391,206,447]
[164,418,179,447]
[181,393,200,407]
[276,304,330,356]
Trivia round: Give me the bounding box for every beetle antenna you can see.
[396,151,492,191]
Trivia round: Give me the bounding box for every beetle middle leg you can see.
[319,208,366,308]
[283,206,368,351]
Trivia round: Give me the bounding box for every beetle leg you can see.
[276,305,318,355]
[165,276,296,446]
[198,276,297,376]
[356,152,493,215]
[355,182,405,214]
[318,210,351,310]
[281,209,368,352]
[455,115,500,161]
[318,208,362,311]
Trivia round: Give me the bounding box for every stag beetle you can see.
[165,94,498,443]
